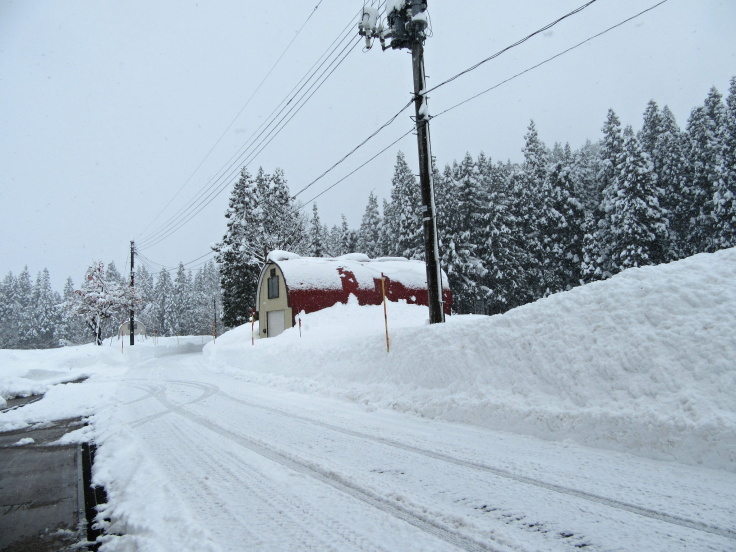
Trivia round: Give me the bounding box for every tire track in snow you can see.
[185,380,736,543]
[150,383,516,552]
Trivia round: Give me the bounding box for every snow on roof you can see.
[267,250,302,262]
[267,252,449,292]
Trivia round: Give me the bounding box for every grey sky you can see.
[1,0,735,288]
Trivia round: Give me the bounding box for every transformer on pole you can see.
[359,0,445,323]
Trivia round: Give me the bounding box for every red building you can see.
[256,251,452,337]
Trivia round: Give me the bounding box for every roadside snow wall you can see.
[204,248,736,472]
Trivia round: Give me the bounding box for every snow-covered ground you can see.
[1,248,735,551]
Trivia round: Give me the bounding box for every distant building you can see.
[119,320,146,337]
[256,251,452,338]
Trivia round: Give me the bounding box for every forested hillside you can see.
[217,78,736,322]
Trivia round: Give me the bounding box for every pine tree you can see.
[173,263,194,336]
[153,268,175,337]
[540,162,586,293]
[685,87,728,253]
[516,121,548,299]
[58,277,88,345]
[30,268,59,348]
[638,100,663,157]
[134,264,156,333]
[443,153,486,313]
[388,151,423,259]
[714,77,736,248]
[357,192,382,258]
[15,267,34,348]
[653,106,690,259]
[0,271,19,348]
[192,261,221,336]
[308,204,324,257]
[592,109,625,279]
[608,127,669,270]
[379,199,396,257]
[483,166,527,314]
[213,168,261,327]
[573,140,602,214]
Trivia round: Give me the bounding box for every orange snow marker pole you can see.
[381,273,390,353]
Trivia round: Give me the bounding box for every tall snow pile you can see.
[205,248,736,471]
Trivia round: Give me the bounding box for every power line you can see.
[137,34,362,251]
[137,8,370,250]
[290,1,599,203]
[293,0,672,208]
[299,127,414,207]
[292,98,414,199]
[138,1,326,238]
[423,0,600,97]
[434,0,671,120]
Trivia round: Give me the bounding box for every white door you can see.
[267,310,285,338]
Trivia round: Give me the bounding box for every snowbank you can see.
[204,248,736,471]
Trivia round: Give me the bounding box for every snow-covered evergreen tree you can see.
[173,263,195,336]
[638,100,663,157]
[29,268,60,348]
[357,192,382,258]
[483,165,526,314]
[134,264,156,333]
[58,277,88,345]
[685,87,728,253]
[442,153,487,313]
[714,77,736,249]
[540,162,586,293]
[388,151,423,259]
[15,267,34,348]
[590,109,625,280]
[653,105,690,259]
[516,121,548,299]
[608,127,669,270]
[152,268,175,337]
[308,204,325,257]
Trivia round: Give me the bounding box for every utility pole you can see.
[130,240,135,346]
[359,0,445,323]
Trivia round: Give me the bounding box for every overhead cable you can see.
[138,1,326,238]
[433,0,671,120]
[137,7,370,250]
[423,0,600,97]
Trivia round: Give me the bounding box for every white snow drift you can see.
[204,247,736,471]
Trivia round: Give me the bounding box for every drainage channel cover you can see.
[0,418,88,552]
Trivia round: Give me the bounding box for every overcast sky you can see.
[1,0,735,289]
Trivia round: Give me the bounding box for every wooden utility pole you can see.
[360,0,445,323]
[130,241,135,346]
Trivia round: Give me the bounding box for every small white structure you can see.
[119,320,146,338]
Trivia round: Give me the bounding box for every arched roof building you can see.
[256,251,452,337]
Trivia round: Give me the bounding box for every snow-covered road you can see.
[95,354,736,552]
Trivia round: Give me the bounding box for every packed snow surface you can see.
[1,248,735,551]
